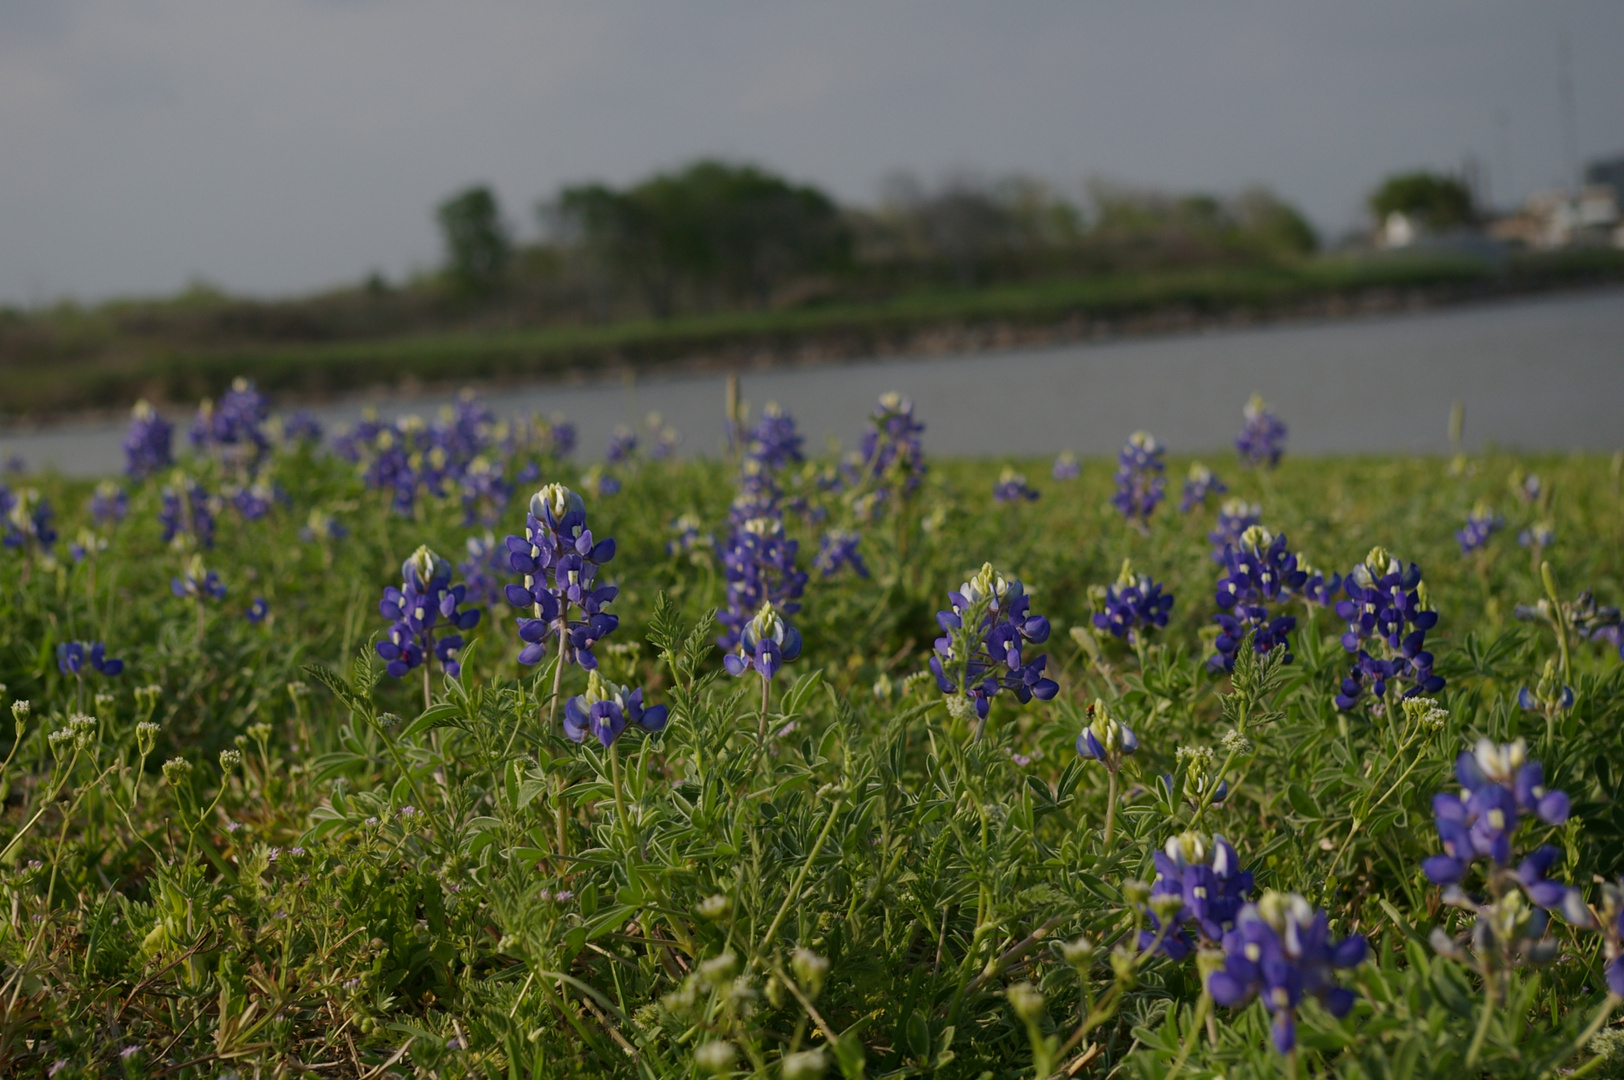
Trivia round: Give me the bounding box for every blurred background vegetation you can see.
[2,160,1620,418]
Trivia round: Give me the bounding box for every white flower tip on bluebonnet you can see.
[530,483,582,522]
[1237,524,1274,554]
[581,670,631,712]
[1164,830,1208,869]
[403,545,447,587]
[1244,393,1270,420]
[1473,737,1527,785]
[959,563,1015,609]
[1188,462,1212,483]
[1254,889,1315,936]
[1128,430,1160,453]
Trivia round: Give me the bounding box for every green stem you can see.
[609,739,630,849]
[1465,972,1497,1067]
[1164,991,1211,1080]
[755,793,844,960]
[1104,769,1118,847]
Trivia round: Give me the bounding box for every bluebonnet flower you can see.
[723,601,803,681]
[814,529,868,579]
[1138,831,1252,960]
[172,554,227,602]
[1179,462,1226,512]
[1,455,22,475]
[718,514,807,650]
[191,378,271,469]
[860,392,926,501]
[299,508,348,545]
[993,467,1039,504]
[563,671,669,747]
[666,514,712,557]
[1235,394,1287,470]
[645,412,681,460]
[2,489,57,555]
[1513,471,1542,504]
[1588,882,1624,996]
[246,597,269,624]
[1517,658,1575,716]
[159,477,218,549]
[123,401,174,480]
[929,563,1058,722]
[1165,744,1230,808]
[1518,521,1554,551]
[1421,739,1571,895]
[1207,891,1366,1053]
[1456,502,1502,553]
[503,485,618,670]
[549,419,577,458]
[57,641,124,678]
[580,465,621,498]
[1093,559,1173,644]
[1294,555,1342,608]
[376,545,481,681]
[1210,526,1305,672]
[459,456,511,526]
[90,481,128,525]
[1207,498,1260,563]
[606,425,637,463]
[1333,546,1444,710]
[1111,432,1165,531]
[229,482,274,522]
[280,410,323,445]
[1074,698,1137,772]
[459,532,509,610]
[1051,452,1079,481]
[68,528,107,563]
[748,403,805,468]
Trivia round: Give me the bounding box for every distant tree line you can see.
[433,160,1321,316]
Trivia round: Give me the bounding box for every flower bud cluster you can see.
[1111,431,1165,528]
[1092,559,1173,644]
[1209,526,1305,672]
[929,563,1058,721]
[1333,546,1444,710]
[503,485,616,670]
[1234,394,1287,470]
[376,545,481,679]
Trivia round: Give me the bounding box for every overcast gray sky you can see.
[3,1,1621,304]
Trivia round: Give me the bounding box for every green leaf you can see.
[401,702,461,739]
[1287,783,1322,819]
[781,669,826,717]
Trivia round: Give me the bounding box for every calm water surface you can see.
[4,288,1622,477]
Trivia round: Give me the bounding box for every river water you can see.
[3,287,1622,477]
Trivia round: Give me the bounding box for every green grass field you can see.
[2,391,1624,1078]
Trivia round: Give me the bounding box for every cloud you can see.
[1,0,1621,301]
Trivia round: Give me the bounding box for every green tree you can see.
[1369,172,1476,230]
[436,185,512,293]
[548,161,849,316]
